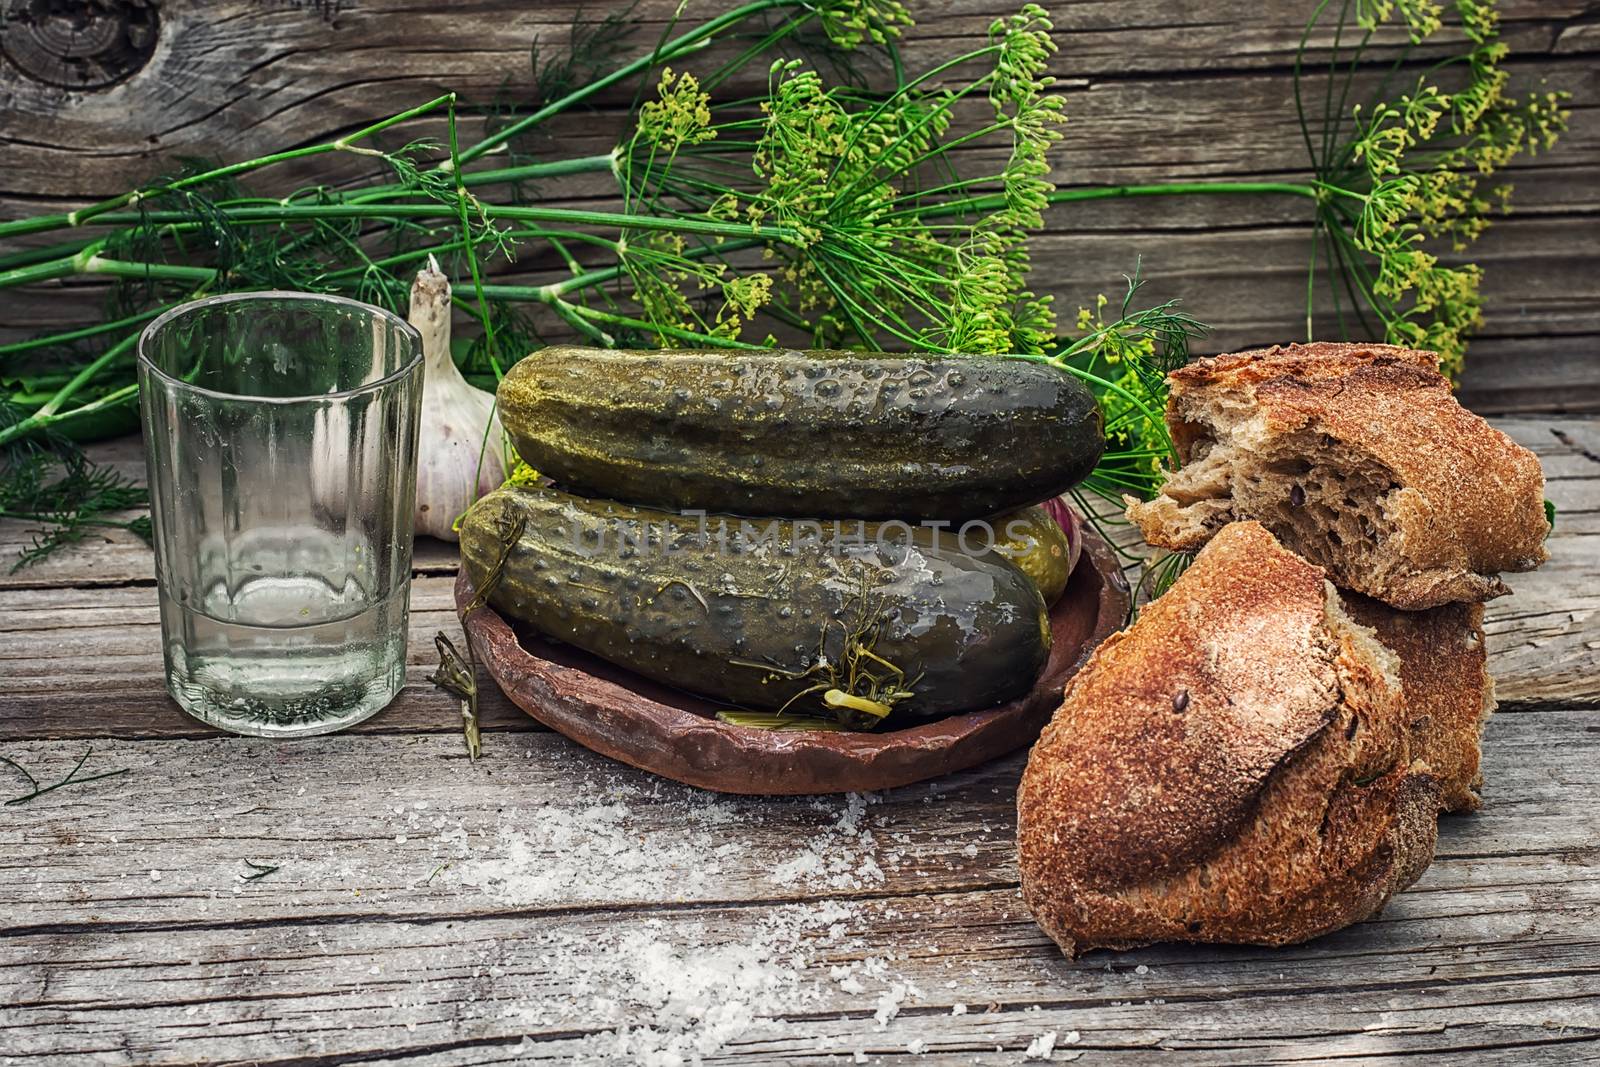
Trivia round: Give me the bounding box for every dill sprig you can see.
[727,577,921,729]
[0,433,152,572]
[1026,0,1562,379]
[2,746,130,806]
[1293,0,1569,377]
[1028,268,1207,595]
[240,860,281,882]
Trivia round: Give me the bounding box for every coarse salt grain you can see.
[874,983,909,1029]
[1024,1030,1058,1060]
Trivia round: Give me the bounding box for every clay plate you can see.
[456,527,1130,795]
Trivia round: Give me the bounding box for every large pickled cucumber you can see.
[460,485,1051,720]
[497,346,1103,520]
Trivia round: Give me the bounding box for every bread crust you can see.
[1127,342,1549,610]
[1017,522,1440,956]
[1345,594,1494,813]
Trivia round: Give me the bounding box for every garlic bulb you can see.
[408,257,510,541]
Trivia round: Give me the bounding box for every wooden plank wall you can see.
[2,0,1597,411]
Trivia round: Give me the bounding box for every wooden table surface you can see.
[0,418,1596,1065]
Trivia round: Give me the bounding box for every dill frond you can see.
[0,430,152,572]
[1297,0,1570,377]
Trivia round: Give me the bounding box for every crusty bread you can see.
[1017,521,1440,956]
[1124,342,1548,610]
[1346,594,1495,813]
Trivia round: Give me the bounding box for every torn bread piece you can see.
[1125,342,1548,610]
[1346,594,1494,813]
[1018,521,1440,956]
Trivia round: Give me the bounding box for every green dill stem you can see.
[0,203,799,248]
[0,334,142,448]
[0,95,456,241]
[2,747,129,806]
[552,237,762,298]
[0,245,214,290]
[1292,0,1337,174]
[0,239,95,273]
[0,306,171,358]
[315,226,618,284]
[913,180,1322,222]
[560,300,763,349]
[1305,218,1323,339]
[0,244,103,289]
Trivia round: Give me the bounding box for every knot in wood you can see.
[0,0,158,90]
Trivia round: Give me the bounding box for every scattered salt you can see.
[1134,964,1149,975]
[952,1003,968,1015]
[532,900,861,1065]
[1063,1030,1081,1044]
[874,983,909,1029]
[1024,1030,1058,1060]
[770,793,887,890]
[907,1038,927,1055]
[148,870,160,881]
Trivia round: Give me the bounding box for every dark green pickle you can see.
[497,346,1103,520]
[460,485,1051,720]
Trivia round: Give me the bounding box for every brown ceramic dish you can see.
[456,528,1130,795]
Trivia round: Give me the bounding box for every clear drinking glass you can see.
[138,292,423,737]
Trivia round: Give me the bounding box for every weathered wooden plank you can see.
[1456,335,1600,415]
[0,708,1594,930]
[1,889,1597,1065]
[0,708,1595,1064]
[0,0,1591,195]
[0,572,531,740]
[5,52,1594,216]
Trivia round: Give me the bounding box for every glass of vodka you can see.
[138,292,422,736]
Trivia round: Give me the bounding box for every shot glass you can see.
[138,292,423,736]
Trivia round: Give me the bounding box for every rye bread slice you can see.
[1124,342,1548,610]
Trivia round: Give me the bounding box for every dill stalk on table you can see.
[1,747,130,806]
